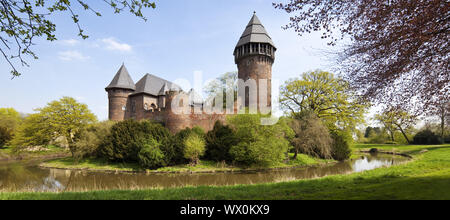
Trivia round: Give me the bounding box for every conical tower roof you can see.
[106,64,136,91]
[235,13,276,49]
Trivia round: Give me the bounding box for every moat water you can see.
[0,153,409,192]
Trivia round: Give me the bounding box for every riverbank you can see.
[0,145,69,162]
[39,153,334,173]
[1,144,449,200]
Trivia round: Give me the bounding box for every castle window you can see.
[179,99,184,107]
[122,106,126,111]
[151,103,157,109]
[144,103,149,111]
[131,100,136,113]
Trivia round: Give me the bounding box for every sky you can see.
[0,0,338,121]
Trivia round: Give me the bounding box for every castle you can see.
[105,13,276,133]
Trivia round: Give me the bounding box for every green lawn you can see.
[1,144,449,200]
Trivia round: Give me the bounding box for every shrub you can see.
[289,113,333,159]
[72,121,115,162]
[183,133,206,166]
[227,114,293,166]
[137,138,166,169]
[99,120,172,163]
[204,121,238,162]
[413,129,441,145]
[171,126,205,165]
[330,130,352,161]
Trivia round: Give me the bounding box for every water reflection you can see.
[0,153,408,192]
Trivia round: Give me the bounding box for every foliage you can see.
[274,1,449,113]
[204,121,238,162]
[0,108,22,146]
[375,109,417,144]
[183,134,206,166]
[0,127,12,147]
[1,0,156,77]
[289,112,333,159]
[99,120,171,163]
[10,113,52,150]
[28,97,97,157]
[413,130,441,145]
[330,130,352,161]
[171,126,205,165]
[227,114,293,166]
[280,70,367,130]
[72,121,115,162]
[137,138,166,169]
[203,72,238,107]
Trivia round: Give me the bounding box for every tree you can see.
[376,109,417,144]
[426,100,450,141]
[203,72,238,107]
[138,137,166,169]
[0,108,22,146]
[1,0,156,77]
[289,112,333,159]
[374,113,397,142]
[72,120,115,162]
[183,133,206,166]
[227,114,294,166]
[204,121,238,162]
[280,70,367,130]
[40,97,97,156]
[11,97,97,155]
[274,0,449,113]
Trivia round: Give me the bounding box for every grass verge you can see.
[1,144,449,200]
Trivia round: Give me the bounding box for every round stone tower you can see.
[234,12,276,113]
[105,64,136,121]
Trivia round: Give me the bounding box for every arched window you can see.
[151,103,157,109]
[179,99,184,107]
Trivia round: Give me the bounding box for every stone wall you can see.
[107,89,134,121]
[236,55,272,113]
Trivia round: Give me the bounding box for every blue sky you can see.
[0,0,334,120]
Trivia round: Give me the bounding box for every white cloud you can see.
[101,38,132,52]
[58,50,90,61]
[59,39,80,46]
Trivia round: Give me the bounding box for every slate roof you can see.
[236,13,276,49]
[132,73,182,96]
[106,64,136,91]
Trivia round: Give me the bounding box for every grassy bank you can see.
[1,144,449,200]
[39,153,332,173]
[0,145,69,161]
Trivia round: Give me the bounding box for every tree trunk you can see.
[293,149,298,160]
[398,126,411,144]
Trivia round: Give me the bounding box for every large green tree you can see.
[1,0,156,77]
[11,97,97,155]
[280,70,368,130]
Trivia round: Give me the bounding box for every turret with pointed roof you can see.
[234,12,276,64]
[234,12,274,113]
[106,64,136,121]
[105,64,136,91]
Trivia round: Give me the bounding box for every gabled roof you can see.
[106,64,136,91]
[236,13,276,49]
[132,73,182,96]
